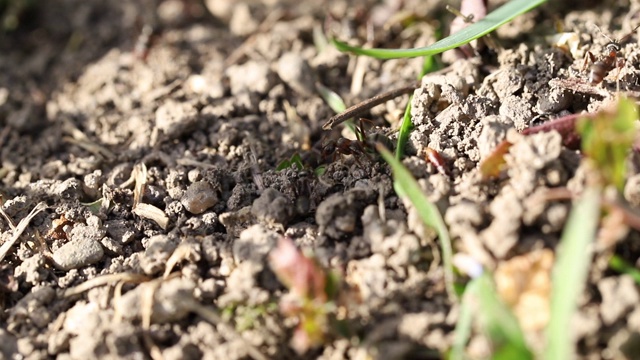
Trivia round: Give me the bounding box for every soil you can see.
[1,0,640,359]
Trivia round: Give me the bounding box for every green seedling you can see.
[578,96,638,191]
[474,273,533,360]
[609,255,640,285]
[269,237,342,354]
[376,144,455,299]
[276,153,305,171]
[330,0,546,159]
[545,187,601,360]
[316,83,356,135]
[81,198,107,214]
[545,97,637,359]
[450,261,533,359]
[0,0,35,31]
[331,0,547,59]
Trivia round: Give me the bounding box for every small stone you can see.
[52,238,104,270]
[181,181,218,214]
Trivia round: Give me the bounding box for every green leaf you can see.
[578,96,638,191]
[395,97,414,159]
[474,273,533,360]
[332,0,547,59]
[395,54,439,159]
[377,145,455,299]
[450,273,533,360]
[82,198,105,214]
[609,254,640,286]
[316,83,356,134]
[276,153,305,171]
[316,83,347,113]
[449,278,476,359]
[545,187,601,360]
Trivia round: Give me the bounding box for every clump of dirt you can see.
[1,0,640,359]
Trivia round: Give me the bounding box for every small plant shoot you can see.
[578,96,638,191]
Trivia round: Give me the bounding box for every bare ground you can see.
[1,0,640,359]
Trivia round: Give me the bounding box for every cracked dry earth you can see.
[3,0,640,359]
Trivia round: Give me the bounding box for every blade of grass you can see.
[449,277,477,360]
[545,186,601,360]
[395,52,439,159]
[377,145,455,299]
[332,0,547,59]
[450,272,533,359]
[395,99,414,159]
[316,83,356,134]
[475,273,533,360]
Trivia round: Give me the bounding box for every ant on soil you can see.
[321,118,393,164]
[582,23,640,86]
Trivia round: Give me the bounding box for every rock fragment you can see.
[181,181,218,214]
[52,238,104,271]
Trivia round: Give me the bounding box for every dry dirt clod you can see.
[598,275,640,326]
[277,52,315,96]
[115,277,197,323]
[251,188,295,228]
[226,61,276,95]
[140,235,177,275]
[155,100,200,140]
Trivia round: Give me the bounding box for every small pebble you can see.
[52,238,104,271]
[181,181,218,214]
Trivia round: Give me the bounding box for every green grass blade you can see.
[395,96,414,159]
[450,273,533,359]
[475,273,533,360]
[316,83,356,134]
[449,278,477,360]
[395,51,439,159]
[545,187,601,360]
[377,145,455,299]
[316,83,347,113]
[332,0,547,59]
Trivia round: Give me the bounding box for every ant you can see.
[321,118,393,163]
[582,23,640,86]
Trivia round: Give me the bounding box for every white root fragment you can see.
[60,272,150,298]
[0,202,47,262]
[132,203,169,230]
